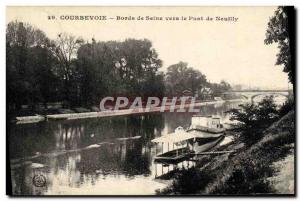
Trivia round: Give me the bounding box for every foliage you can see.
[209,80,232,97]
[165,62,207,96]
[6,21,166,113]
[76,39,164,106]
[209,110,295,194]
[7,21,232,115]
[165,62,231,97]
[279,98,294,117]
[6,21,59,111]
[229,96,279,144]
[157,167,212,195]
[159,110,295,195]
[49,33,84,106]
[265,6,294,85]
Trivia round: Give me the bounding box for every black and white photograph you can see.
[6,6,295,196]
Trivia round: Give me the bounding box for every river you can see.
[8,98,286,195]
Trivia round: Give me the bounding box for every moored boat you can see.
[151,124,225,163]
[187,115,226,153]
[188,130,225,153]
[153,147,195,164]
[188,115,225,133]
[151,127,196,164]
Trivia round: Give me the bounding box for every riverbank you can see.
[268,145,294,194]
[14,99,244,124]
[157,110,295,195]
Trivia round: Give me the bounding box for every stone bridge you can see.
[222,90,291,102]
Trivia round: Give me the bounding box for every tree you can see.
[209,80,232,97]
[165,62,207,96]
[265,6,295,86]
[76,38,164,106]
[27,46,59,108]
[76,41,117,105]
[118,39,163,97]
[228,96,279,144]
[141,71,165,99]
[6,21,55,112]
[50,33,84,106]
[219,80,231,92]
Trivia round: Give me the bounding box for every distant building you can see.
[200,87,213,100]
[181,89,193,97]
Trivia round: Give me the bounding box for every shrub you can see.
[279,98,294,117]
[158,167,212,195]
[228,96,279,145]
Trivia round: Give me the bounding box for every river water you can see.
[8,98,286,195]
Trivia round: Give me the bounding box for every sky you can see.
[6,6,290,90]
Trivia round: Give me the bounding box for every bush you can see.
[228,96,279,145]
[279,98,294,117]
[158,167,212,195]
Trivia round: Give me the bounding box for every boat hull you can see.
[193,135,225,153]
[154,148,195,164]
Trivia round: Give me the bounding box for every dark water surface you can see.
[9,101,244,195]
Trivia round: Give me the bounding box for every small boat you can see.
[15,115,45,124]
[153,147,195,164]
[151,127,196,164]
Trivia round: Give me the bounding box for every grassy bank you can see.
[157,110,295,195]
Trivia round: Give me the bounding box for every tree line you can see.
[6,21,232,114]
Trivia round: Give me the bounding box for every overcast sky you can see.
[7,6,290,90]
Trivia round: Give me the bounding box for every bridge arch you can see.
[250,93,288,102]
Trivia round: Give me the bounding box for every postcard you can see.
[6,6,295,196]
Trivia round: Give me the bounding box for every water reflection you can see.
[9,100,244,195]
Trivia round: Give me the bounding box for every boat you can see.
[188,115,225,133]
[153,147,195,164]
[15,115,45,124]
[151,127,196,164]
[187,115,226,153]
[187,130,225,153]
[151,126,225,163]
